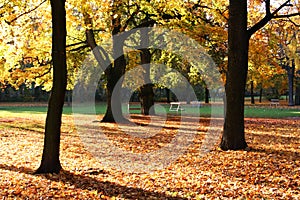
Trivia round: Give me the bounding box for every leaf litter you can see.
[0,113,299,199]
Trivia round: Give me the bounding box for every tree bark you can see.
[165,88,170,103]
[295,84,300,105]
[85,14,128,123]
[287,60,295,106]
[220,0,299,150]
[140,83,155,115]
[102,54,127,122]
[205,87,209,104]
[259,87,263,103]
[220,0,248,150]
[250,80,255,104]
[35,0,66,174]
[139,28,155,115]
[101,33,127,122]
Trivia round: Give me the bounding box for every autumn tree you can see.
[72,0,191,121]
[275,21,299,106]
[221,0,300,150]
[35,0,67,173]
[0,0,53,91]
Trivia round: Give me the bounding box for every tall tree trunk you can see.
[139,28,155,115]
[85,13,127,123]
[287,60,295,106]
[102,22,127,122]
[220,0,248,150]
[250,80,255,104]
[140,83,155,115]
[166,88,171,103]
[259,86,263,103]
[295,84,300,105]
[205,87,209,103]
[35,0,67,174]
[295,73,300,105]
[102,51,127,122]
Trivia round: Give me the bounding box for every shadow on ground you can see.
[0,164,187,199]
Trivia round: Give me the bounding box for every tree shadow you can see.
[247,131,299,160]
[0,164,187,199]
[248,146,299,161]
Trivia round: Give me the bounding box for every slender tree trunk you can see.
[35,0,67,174]
[102,54,127,122]
[250,80,255,104]
[295,84,300,105]
[139,28,155,115]
[259,87,263,103]
[166,88,171,103]
[295,73,300,105]
[220,0,248,150]
[140,83,155,115]
[205,87,209,103]
[85,14,127,123]
[288,60,295,106]
[102,34,127,122]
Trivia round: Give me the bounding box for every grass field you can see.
[0,101,299,118]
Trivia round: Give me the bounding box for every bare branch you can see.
[5,0,47,25]
[248,0,298,37]
[273,12,300,19]
[0,1,9,9]
[135,19,156,28]
[191,0,213,10]
[33,66,52,79]
[216,8,229,21]
[67,35,86,43]
[122,4,140,31]
[66,41,86,48]
[271,0,292,16]
[265,0,271,16]
[248,15,272,37]
[288,18,300,27]
[35,57,52,66]
[68,45,89,52]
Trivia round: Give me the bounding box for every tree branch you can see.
[135,19,156,28]
[247,0,298,37]
[68,45,89,52]
[248,15,272,37]
[66,41,86,48]
[265,0,271,16]
[288,18,300,27]
[122,4,140,31]
[271,0,292,16]
[35,57,52,66]
[0,1,9,9]
[216,8,229,21]
[85,28,111,73]
[273,12,300,18]
[33,66,52,79]
[191,0,212,10]
[5,0,47,25]
[67,35,86,42]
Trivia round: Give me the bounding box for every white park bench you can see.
[270,99,280,107]
[169,101,186,112]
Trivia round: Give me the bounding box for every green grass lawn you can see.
[0,102,299,118]
[244,106,300,118]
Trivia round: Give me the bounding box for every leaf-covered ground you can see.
[0,111,299,199]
